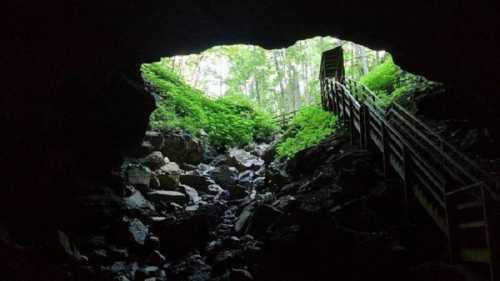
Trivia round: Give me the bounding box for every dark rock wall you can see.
[3,1,499,219]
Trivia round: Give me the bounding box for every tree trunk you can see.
[254,77,261,106]
[273,51,287,114]
[192,54,206,88]
[356,45,369,75]
[294,67,301,110]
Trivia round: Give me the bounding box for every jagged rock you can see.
[108,245,129,260]
[182,184,201,205]
[133,141,155,158]
[156,161,183,189]
[135,266,160,280]
[156,173,180,190]
[265,160,291,192]
[161,130,204,166]
[146,250,166,266]
[227,184,249,200]
[146,236,161,251]
[145,131,164,150]
[113,276,131,281]
[89,249,109,264]
[253,177,265,191]
[225,149,265,172]
[124,189,155,213]
[238,170,254,189]
[245,143,270,158]
[147,190,187,205]
[207,184,227,196]
[54,230,81,262]
[286,134,349,176]
[211,249,243,276]
[168,254,212,281]
[197,163,215,175]
[209,166,239,188]
[158,204,225,256]
[246,204,283,238]
[141,151,166,170]
[71,190,126,228]
[127,218,149,246]
[272,195,297,211]
[114,217,149,246]
[126,165,152,187]
[180,174,214,193]
[235,203,256,233]
[150,175,161,189]
[230,268,254,281]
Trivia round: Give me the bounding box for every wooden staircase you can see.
[320,47,500,281]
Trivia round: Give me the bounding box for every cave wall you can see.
[3,1,499,220]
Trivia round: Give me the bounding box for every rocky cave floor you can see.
[1,126,488,281]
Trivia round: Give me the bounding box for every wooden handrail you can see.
[336,77,499,200]
[320,49,499,280]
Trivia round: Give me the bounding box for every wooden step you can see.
[457,201,482,210]
[460,248,490,263]
[458,221,486,229]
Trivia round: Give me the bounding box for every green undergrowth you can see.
[359,56,436,107]
[276,106,337,159]
[142,63,277,150]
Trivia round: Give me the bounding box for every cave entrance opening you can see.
[139,35,437,157]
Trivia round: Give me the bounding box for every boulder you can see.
[265,160,291,192]
[114,217,149,246]
[238,170,255,189]
[70,190,126,228]
[225,149,265,172]
[150,175,161,189]
[286,134,349,176]
[161,130,204,166]
[253,177,265,191]
[235,203,255,233]
[124,190,155,214]
[140,151,166,170]
[180,174,214,193]
[125,165,152,187]
[167,254,212,281]
[245,204,283,238]
[132,141,156,158]
[147,190,188,205]
[227,184,249,200]
[245,143,270,158]
[144,131,164,150]
[156,173,180,190]
[182,184,201,205]
[208,166,239,188]
[155,161,183,189]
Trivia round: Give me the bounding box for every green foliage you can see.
[360,56,401,93]
[359,56,435,107]
[276,106,337,159]
[142,63,277,150]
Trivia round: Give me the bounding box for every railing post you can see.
[359,104,368,149]
[349,99,355,145]
[401,145,411,223]
[364,105,371,150]
[381,122,391,178]
[444,184,460,264]
[482,185,499,281]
